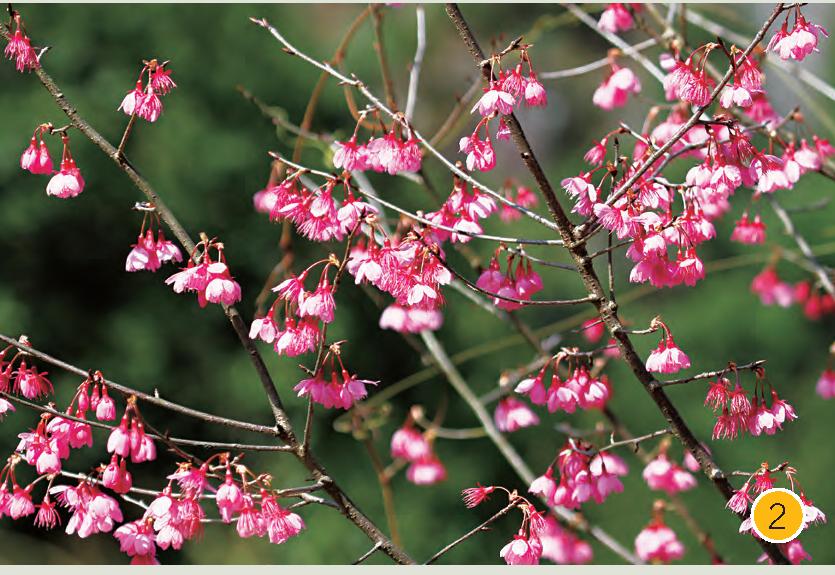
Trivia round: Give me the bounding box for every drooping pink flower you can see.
[390,424,431,462]
[472,82,515,116]
[816,368,835,399]
[216,471,244,523]
[751,267,794,307]
[500,535,541,565]
[538,516,593,564]
[114,519,157,560]
[4,16,40,73]
[494,396,539,433]
[584,139,608,166]
[406,456,447,485]
[8,485,35,519]
[298,278,336,323]
[529,467,558,501]
[150,65,176,95]
[126,230,162,272]
[332,137,369,172]
[12,361,53,400]
[46,159,85,199]
[102,455,133,494]
[118,81,145,116]
[20,136,53,174]
[461,484,495,508]
[523,73,547,107]
[597,3,636,33]
[107,416,132,458]
[129,420,156,463]
[51,481,123,538]
[767,13,829,62]
[635,521,684,563]
[136,90,163,123]
[642,453,697,495]
[726,482,752,515]
[645,336,691,374]
[249,316,279,344]
[204,262,242,306]
[260,491,305,544]
[515,368,548,406]
[731,213,766,244]
[34,494,60,530]
[459,132,496,172]
[592,65,641,111]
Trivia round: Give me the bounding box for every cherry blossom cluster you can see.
[728,463,826,565]
[705,367,797,440]
[293,343,375,410]
[476,251,544,310]
[766,7,829,62]
[261,172,378,243]
[514,353,612,414]
[118,59,176,123]
[125,212,184,272]
[498,182,538,222]
[390,419,447,486]
[3,11,38,72]
[635,500,685,563]
[529,443,627,510]
[331,112,422,175]
[751,265,835,321]
[424,176,497,244]
[642,449,697,496]
[459,45,546,172]
[592,54,642,111]
[460,486,551,565]
[165,237,242,307]
[20,127,85,199]
[1,349,51,406]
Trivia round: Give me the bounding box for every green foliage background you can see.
[0,3,832,565]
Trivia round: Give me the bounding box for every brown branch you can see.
[424,500,519,564]
[657,360,767,388]
[0,391,290,453]
[0,333,278,437]
[371,5,398,112]
[443,3,789,564]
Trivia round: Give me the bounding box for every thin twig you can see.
[769,196,835,298]
[656,360,767,388]
[405,4,426,122]
[540,38,658,80]
[424,500,519,564]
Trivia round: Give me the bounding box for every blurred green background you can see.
[0,3,833,565]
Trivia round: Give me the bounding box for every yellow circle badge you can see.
[751,488,805,543]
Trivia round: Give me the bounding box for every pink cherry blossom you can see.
[46,159,85,199]
[472,82,515,116]
[500,535,541,565]
[494,396,539,433]
[816,368,835,399]
[597,3,635,33]
[390,424,430,461]
[635,521,684,563]
[645,336,691,374]
[406,456,447,485]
